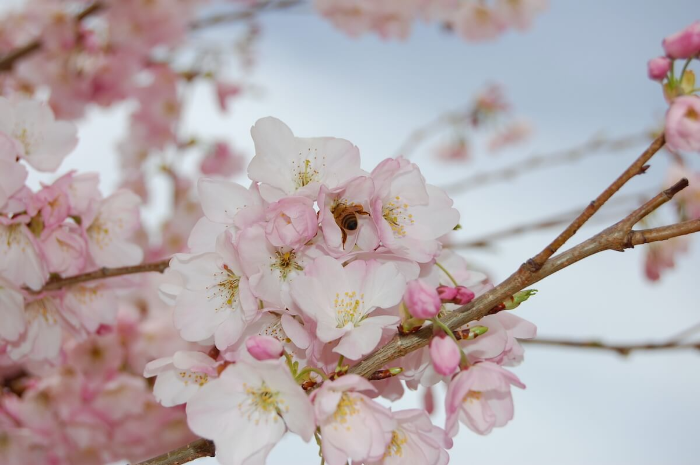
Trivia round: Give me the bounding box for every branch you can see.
[133,439,215,465]
[521,338,700,356]
[0,2,103,72]
[33,259,170,293]
[191,0,303,30]
[524,133,665,272]
[440,132,653,194]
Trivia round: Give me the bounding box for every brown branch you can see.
[523,133,665,272]
[440,132,653,194]
[133,439,215,465]
[348,175,695,378]
[191,0,303,30]
[521,338,700,356]
[0,2,103,72]
[34,259,170,293]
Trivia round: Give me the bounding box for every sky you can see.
[4,1,700,464]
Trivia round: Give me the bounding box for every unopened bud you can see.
[246,335,284,361]
[504,289,538,310]
[404,280,441,319]
[429,336,461,376]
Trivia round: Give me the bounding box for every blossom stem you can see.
[295,367,329,382]
[679,57,693,82]
[435,262,458,286]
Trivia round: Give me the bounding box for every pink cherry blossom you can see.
[85,189,143,268]
[494,0,548,31]
[265,196,319,250]
[215,81,242,112]
[366,409,452,465]
[291,256,406,360]
[429,335,461,376]
[405,279,441,319]
[662,21,700,59]
[0,96,78,172]
[665,95,700,153]
[445,362,525,436]
[144,351,220,407]
[451,3,507,42]
[313,0,419,40]
[370,157,460,263]
[248,117,363,202]
[246,335,284,361]
[0,281,25,344]
[187,359,315,465]
[666,163,700,219]
[6,297,62,362]
[197,177,265,232]
[168,231,258,350]
[200,142,245,177]
[0,220,48,290]
[310,374,395,465]
[648,56,671,81]
[40,223,88,276]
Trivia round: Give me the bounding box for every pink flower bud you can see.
[663,21,700,59]
[453,286,476,305]
[404,280,441,319]
[429,336,461,376]
[647,56,671,81]
[245,336,284,361]
[437,285,458,301]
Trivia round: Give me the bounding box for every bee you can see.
[333,203,370,248]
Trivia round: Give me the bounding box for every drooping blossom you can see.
[665,95,700,153]
[429,335,461,376]
[310,374,395,465]
[186,359,315,465]
[366,409,452,465]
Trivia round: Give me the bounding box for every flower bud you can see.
[647,57,671,81]
[404,280,441,319]
[437,285,458,301]
[504,289,538,310]
[662,21,700,59]
[245,335,284,361]
[453,286,476,305]
[429,336,461,376]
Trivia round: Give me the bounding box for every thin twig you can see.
[440,132,652,194]
[521,338,700,356]
[523,133,665,272]
[33,259,170,293]
[0,2,103,72]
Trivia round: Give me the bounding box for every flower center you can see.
[334,290,365,328]
[239,381,288,422]
[384,430,408,458]
[685,107,699,121]
[207,264,240,311]
[179,371,209,387]
[291,152,324,189]
[463,390,482,404]
[332,393,361,426]
[271,250,303,280]
[382,195,414,237]
[87,216,112,249]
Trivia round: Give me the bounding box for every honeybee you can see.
[333,203,370,248]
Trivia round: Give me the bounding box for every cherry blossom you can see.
[144,351,220,407]
[310,374,395,465]
[186,359,315,465]
[665,95,700,153]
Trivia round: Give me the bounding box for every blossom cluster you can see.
[314,0,548,41]
[648,21,700,153]
[0,275,197,465]
[643,20,700,280]
[0,97,144,365]
[148,117,537,465]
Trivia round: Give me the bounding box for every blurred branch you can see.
[32,259,170,293]
[0,0,302,73]
[397,110,468,159]
[521,338,700,356]
[0,2,103,72]
[192,0,304,30]
[440,131,653,195]
[133,438,215,465]
[450,192,650,249]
